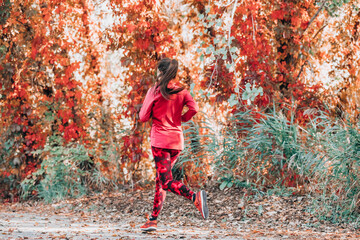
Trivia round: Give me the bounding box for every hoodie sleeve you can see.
[181,90,199,122]
[139,87,155,122]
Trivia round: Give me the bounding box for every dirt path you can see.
[1,185,359,239]
[0,211,242,240]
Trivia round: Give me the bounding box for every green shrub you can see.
[21,135,94,203]
[215,107,321,190]
[172,113,217,185]
[214,106,360,224]
[309,113,360,224]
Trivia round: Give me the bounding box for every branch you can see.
[251,13,256,45]
[227,0,238,54]
[218,0,236,7]
[312,23,328,40]
[208,57,219,90]
[296,60,310,80]
[300,0,327,39]
[209,0,238,90]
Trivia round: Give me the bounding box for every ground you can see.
[0,184,359,239]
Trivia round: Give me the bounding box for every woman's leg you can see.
[151,168,167,219]
[150,147,194,219]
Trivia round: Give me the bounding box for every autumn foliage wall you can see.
[0,0,359,202]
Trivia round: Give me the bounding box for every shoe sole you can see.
[141,227,157,232]
[200,190,209,220]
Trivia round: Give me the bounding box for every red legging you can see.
[151,146,194,219]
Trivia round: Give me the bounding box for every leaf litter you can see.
[0,182,359,239]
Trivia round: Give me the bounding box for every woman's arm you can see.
[139,87,155,122]
[181,90,199,122]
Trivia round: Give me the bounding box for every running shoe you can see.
[194,190,209,219]
[140,217,157,232]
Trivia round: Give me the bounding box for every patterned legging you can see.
[151,146,194,219]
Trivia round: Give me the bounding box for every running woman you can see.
[138,58,209,232]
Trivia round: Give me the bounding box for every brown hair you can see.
[155,58,185,100]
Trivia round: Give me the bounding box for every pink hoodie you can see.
[139,85,199,150]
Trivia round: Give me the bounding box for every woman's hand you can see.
[135,104,143,113]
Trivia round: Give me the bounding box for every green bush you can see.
[172,113,217,185]
[309,113,360,223]
[213,106,360,224]
[214,107,319,190]
[21,135,94,203]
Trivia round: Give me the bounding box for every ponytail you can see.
[155,58,185,100]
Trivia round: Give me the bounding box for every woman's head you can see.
[155,58,184,99]
[156,57,178,83]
